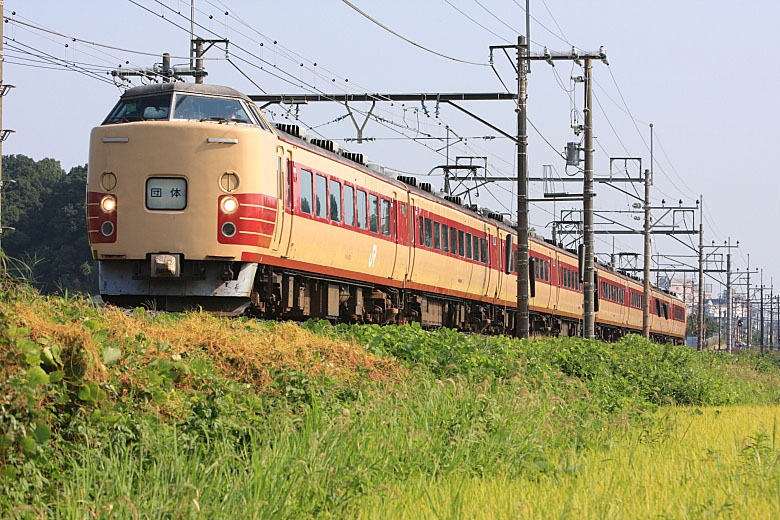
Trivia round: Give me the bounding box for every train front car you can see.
[87,83,279,314]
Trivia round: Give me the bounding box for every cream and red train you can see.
[87,83,685,343]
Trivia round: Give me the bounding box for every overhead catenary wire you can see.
[443,0,512,44]
[134,0,487,162]
[339,0,490,66]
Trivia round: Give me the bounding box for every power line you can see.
[442,0,512,44]
[339,0,490,66]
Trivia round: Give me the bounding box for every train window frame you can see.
[369,195,379,233]
[300,169,313,215]
[424,218,432,248]
[343,185,355,227]
[544,260,549,281]
[381,199,392,237]
[458,230,465,257]
[247,103,271,131]
[419,216,424,246]
[329,179,341,223]
[433,221,441,250]
[356,189,367,229]
[442,224,449,252]
[450,228,458,256]
[473,236,480,262]
[315,174,327,219]
[172,94,253,125]
[465,233,472,259]
[480,238,487,264]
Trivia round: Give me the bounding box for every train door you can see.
[392,192,410,282]
[481,223,491,298]
[271,146,294,256]
[407,199,418,284]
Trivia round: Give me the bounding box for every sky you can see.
[4,0,780,304]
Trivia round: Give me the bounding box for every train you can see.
[86,82,685,343]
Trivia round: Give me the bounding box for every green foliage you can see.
[2,154,97,294]
[3,285,780,517]
[303,321,748,412]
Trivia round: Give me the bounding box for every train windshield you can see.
[102,92,262,127]
[172,95,251,124]
[103,93,172,124]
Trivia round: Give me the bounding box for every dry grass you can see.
[3,292,403,392]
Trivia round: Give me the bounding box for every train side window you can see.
[480,238,487,264]
[300,169,313,215]
[458,230,465,257]
[356,190,367,229]
[419,216,424,245]
[465,233,473,259]
[442,224,449,252]
[381,199,391,236]
[315,174,327,219]
[451,228,458,255]
[433,221,441,250]
[473,236,480,262]
[544,260,549,281]
[369,195,379,233]
[343,185,354,226]
[329,180,341,223]
[424,218,432,247]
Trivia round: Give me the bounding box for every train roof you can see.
[275,126,681,301]
[119,82,252,102]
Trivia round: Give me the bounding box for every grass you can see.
[3,281,780,518]
[354,405,780,519]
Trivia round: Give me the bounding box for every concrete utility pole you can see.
[642,167,652,338]
[0,0,4,254]
[747,254,752,349]
[583,57,595,339]
[770,283,774,350]
[515,35,530,339]
[697,196,705,350]
[760,270,765,354]
[190,0,195,70]
[726,244,732,352]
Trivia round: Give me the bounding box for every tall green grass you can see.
[3,285,780,518]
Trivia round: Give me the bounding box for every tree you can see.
[2,155,97,294]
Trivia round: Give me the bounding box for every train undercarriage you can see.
[101,259,682,344]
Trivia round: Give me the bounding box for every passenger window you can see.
[481,238,488,264]
[369,195,379,233]
[419,216,424,245]
[473,236,480,262]
[442,224,449,252]
[544,261,549,281]
[433,222,441,250]
[465,233,472,259]
[381,199,391,236]
[329,180,341,222]
[343,185,354,226]
[315,174,327,218]
[300,169,313,215]
[356,190,367,229]
[458,230,465,256]
[450,228,458,254]
[424,218,432,247]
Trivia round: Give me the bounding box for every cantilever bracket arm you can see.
[345,101,376,144]
[444,101,517,143]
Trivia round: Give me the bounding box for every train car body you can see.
[88,83,685,343]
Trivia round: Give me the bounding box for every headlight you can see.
[100,195,117,214]
[220,195,238,214]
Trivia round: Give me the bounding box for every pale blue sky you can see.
[6,0,779,300]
